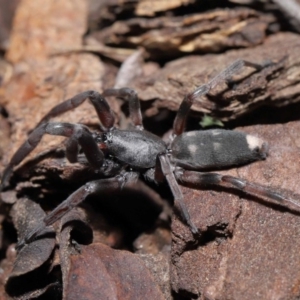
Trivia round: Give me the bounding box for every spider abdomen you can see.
[105,129,167,168]
[171,129,268,170]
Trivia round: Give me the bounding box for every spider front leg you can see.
[16,176,121,249]
[175,169,300,212]
[103,88,143,130]
[17,171,167,250]
[173,59,273,136]
[36,90,115,131]
[1,122,104,190]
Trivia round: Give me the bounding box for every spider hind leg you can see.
[175,169,300,212]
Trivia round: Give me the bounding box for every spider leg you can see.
[157,154,199,234]
[175,169,300,212]
[17,172,168,249]
[1,122,104,189]
[36,90,115,131]
[172,59,272,136]
[16,176,121,250]
[103,88,143,130]
[65,136,80,163]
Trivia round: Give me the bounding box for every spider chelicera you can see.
[1,59,299,250]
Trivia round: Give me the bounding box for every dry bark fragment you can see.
[10,198,56,272]
[135,0,195,16]
[6,0,87,63]
[88,0,195,26]
[90,7,276,59]
[131,32,300,121]
[6,198,56,298]
[61,242,165,300]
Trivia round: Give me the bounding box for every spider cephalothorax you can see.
[1,59,298,249]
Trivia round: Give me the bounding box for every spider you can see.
[1,59,299,250]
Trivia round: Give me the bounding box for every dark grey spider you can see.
[1,59,299,249]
